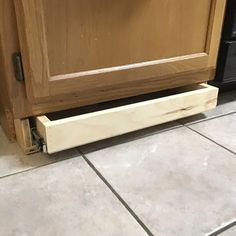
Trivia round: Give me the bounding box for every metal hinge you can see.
[31,128,47,153]
[12,52,25,82]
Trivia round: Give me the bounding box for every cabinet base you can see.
[14,83,219,154]
[33,83,218,154]
[14,119,39,154]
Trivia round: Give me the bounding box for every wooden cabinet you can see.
[0,0,226,152]
[15,0,224,102]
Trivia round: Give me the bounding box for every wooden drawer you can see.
[36,84,218,154]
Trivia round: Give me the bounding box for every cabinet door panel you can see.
[14,0,226,101]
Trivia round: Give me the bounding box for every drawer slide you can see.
[36,84,218,154]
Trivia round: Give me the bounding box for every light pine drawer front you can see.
[36,84,218,154]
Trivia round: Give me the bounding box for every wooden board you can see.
[0,0,225,122]
[14,119,39,154]
[15,68,216,118]
[0,0,225,120]
[36,84,219,154]
[0,0,17,139]
[0,106,15,141]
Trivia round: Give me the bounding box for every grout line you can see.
[206,219,236,236]
[0,123,183,181]
[184,125,236,156]
[77,124,184,155]
[178,110,236,126]
[0,163,56,180]
[79,150,154,236]
[0,153,81,181]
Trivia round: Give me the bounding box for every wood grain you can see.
[14,119,38,154]
[14,0,224,101]
[28,69,215,116]
[0,106,15,141]
[49,53,208,96]
[45,0,211,75]
[206,0,227,67]
[14,0,50,99]
[0,0,18,139]
[37,84,219,154]
[0,0,225,121]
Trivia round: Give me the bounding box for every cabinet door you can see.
[14,0,225,102]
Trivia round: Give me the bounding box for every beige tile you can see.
[80,121,181,154]
[0,127,79,177]
[81,127,236,236]
[206,220,236,236]
[0,157,147,236]
[190,113,236,153]
[220,226,236,236]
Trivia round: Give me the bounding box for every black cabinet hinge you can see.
[31,128,47,153]
[12,52,25,82]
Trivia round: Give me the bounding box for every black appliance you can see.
[214,0,236,89]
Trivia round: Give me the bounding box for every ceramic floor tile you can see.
[220,226,236,236]
[0,127,79,177]
[206,220,236,236]
[179,90,236,125]
[0,157,147,236]
[81,127,236,236]
[79,121,182,154]
[190,113,236,154]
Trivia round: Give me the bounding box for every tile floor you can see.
[0,91,235,236]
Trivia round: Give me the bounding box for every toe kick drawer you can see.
[36,84,218,154]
